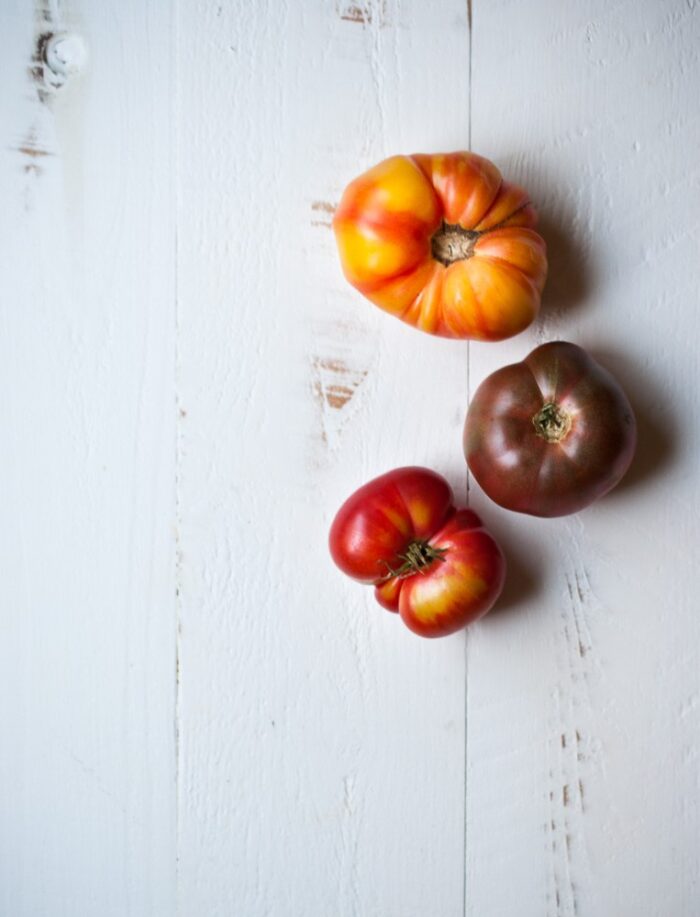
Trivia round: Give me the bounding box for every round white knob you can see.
[44,33,87,78]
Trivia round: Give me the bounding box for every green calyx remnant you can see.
[431,222,479,266]
[378,541,448,582]
[532,401,572,443]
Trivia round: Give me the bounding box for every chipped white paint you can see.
[176,3,470,914]
[2,0,699,914]
[466,2,700,915]
[1,1,175,915]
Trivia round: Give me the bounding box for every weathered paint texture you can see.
[2,1,699,915]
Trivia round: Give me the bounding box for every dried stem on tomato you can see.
[377,541,448,582]
[431,223,478,266]
[532,402,572,444]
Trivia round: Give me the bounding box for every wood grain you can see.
[3,0,699,914]
[175,1,472,914]
[0,2,176,915]
[467,2,700,915]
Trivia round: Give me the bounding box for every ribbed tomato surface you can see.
[333,152,547,340]
[329,467,505,637]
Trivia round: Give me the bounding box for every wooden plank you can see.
[175,1,472,913]
[0,2,176,914]
[6,3,694,913]
[466,1,700,914]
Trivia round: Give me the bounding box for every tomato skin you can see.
[329,467,505,637]
[332,152,547,340]
[464,342,637,517]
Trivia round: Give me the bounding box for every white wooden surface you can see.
[1,2,176,916]
[1,1,699,915]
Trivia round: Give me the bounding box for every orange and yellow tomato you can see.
[333,152,548,340]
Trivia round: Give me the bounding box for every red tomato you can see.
[329,467,505,637]
[464,342,637,517]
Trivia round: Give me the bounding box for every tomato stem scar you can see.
[378,541,448,582]
[430,202,532,267]
[532,401,572,443]
[431,222,478,266]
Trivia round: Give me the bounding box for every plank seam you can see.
[174,1,183,911]
[464,2,473,915]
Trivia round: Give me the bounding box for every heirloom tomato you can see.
[464,342,637,517]
[329,467,505,637]
[332,152,547,340]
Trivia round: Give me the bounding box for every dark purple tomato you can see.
[464,341,637,517]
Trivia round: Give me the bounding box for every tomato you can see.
[329,467,505,637]
[332,152,547,341]
[464,342,637,517]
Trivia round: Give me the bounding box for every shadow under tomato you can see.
[586,347,678,500]
[536,210,597,324]
[492,153,600,325]
[479,511,544,619]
